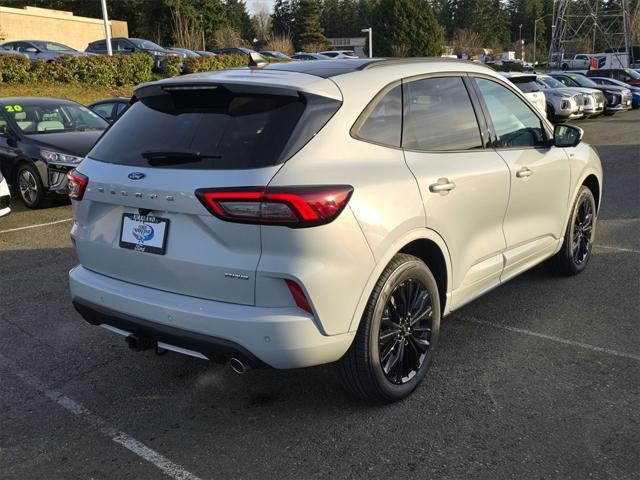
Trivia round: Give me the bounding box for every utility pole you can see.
[361,28,372,58]
[201,14,206,51]
[100,0,112,56]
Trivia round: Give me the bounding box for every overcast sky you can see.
[246,0,274,14]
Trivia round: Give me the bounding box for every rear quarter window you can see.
[353,84,402,147]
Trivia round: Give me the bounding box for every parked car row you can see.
[1,36,360,74]
[503,71,635,123]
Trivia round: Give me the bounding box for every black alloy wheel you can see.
[379,278,434,385]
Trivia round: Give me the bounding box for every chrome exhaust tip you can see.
[229,357,249,374]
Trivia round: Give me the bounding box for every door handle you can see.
[429,178,456,193]
[516,167,532,178]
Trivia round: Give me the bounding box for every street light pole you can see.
[361,28,372,58]
[519,24,523,61]
[100,0,112,56]
[533,14,552,66]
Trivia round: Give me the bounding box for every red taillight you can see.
[285,279,313,314]
[67,170,88,201]
[195,186,353,227]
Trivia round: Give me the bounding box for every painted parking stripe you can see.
[594,244,640,254]
[457,316,640,362]
[0,218,73,234]
[0,354,202,480]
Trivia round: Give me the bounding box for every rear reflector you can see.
[195,186,353,228]
[67,170,88,201]
[285,279,313,314]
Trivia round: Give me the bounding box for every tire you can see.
[561,63,569,70]
[550,185,597,276]
[16,162,47,209]
[338,253,441,403]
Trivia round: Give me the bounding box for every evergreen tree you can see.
[371,0,443,56]
[272,0,298,37]
[294,0,327,50]
[224,0,255,40]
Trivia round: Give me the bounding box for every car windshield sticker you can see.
[4,105,23,113]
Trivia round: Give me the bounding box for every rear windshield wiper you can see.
[141,150,221,166]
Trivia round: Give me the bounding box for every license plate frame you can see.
[119,213,170,255]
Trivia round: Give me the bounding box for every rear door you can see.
[73,81,340,306]
[471,76,570,281]
[401,75,511,307]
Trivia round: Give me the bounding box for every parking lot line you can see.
[0,354,202,480]
[594,244,640,254]
[456,315,640,362]
[0,218,73,235]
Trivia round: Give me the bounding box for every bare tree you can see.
[213,26,246,49]
[391,44,411,57]
[252,8,272,41]
[451,29,484,56]
[170,4,203,50]
[266,34,294,55]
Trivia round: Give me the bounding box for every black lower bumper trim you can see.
[0,195,10,210]
[72,299,269,368]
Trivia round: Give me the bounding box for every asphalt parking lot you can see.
[1,111,639,480]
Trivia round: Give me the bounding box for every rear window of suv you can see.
[89,87,338,170]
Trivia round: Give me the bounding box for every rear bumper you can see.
[69,265,354,369]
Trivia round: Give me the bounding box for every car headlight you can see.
[40,149,84,166]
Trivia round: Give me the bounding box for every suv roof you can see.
[262,57,489,79]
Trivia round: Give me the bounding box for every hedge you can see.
[162,55,183,77]
[182,54,248,74]
[0,53,153,86]
[0,52,285,87]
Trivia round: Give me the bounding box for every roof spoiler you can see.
[248,52,268,69]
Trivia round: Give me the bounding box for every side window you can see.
[402,76,483,151]
[92,103,115,120]
[354,84,402,147]
[90,41,106,51]
[115,102,128,116]
[475,78,546,149]
[555,76,570,86]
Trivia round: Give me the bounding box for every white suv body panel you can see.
[0,172,10,217]
[69,59,603,369]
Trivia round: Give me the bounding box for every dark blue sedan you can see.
[590,77,640,109]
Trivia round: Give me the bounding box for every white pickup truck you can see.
[558,54,591,70]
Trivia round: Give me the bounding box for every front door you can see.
[401,75,511,308]
[472,76,570,281]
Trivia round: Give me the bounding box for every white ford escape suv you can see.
[68,58,602,403]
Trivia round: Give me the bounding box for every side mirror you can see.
[25,47,39,53]
[0,125,7,136]
[554,124,583,148]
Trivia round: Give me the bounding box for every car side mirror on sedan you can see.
[25,47,39,53]
[554,124,584,148]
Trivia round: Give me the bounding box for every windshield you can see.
[537,76,566,89]
[130,39,164,51]
[2,101,108,134]
[510,78,541,93]
[33,41,74,52]
[570,75,598,88]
